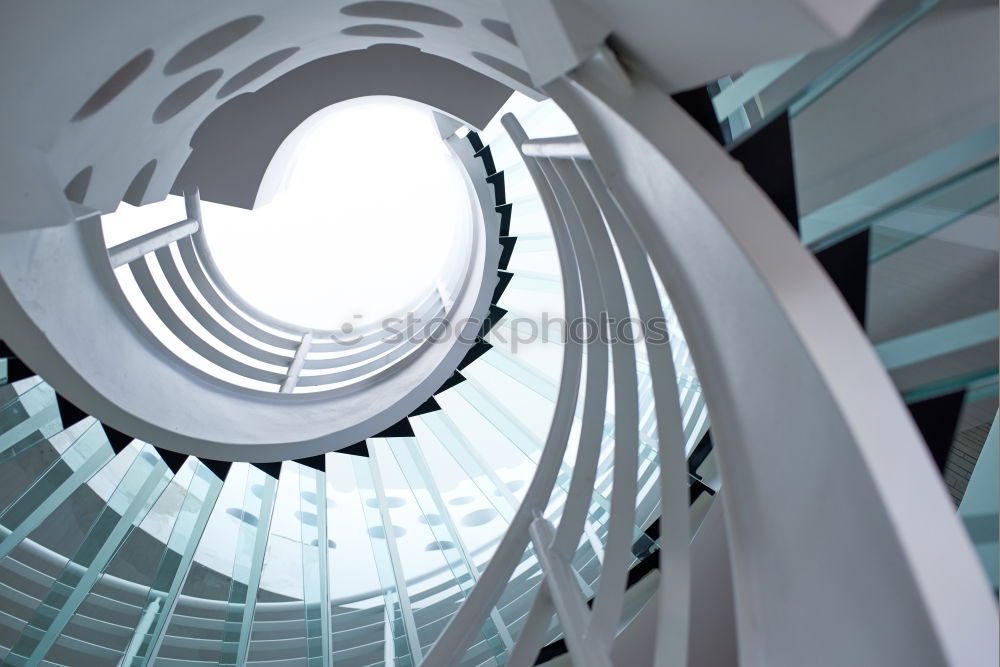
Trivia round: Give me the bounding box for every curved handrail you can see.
[184,226,459,373]
[152,245,296,366]
[578,158,691,665]
[524,153,611,665]
[187,154,476,343]
[498,117,692,667]
[548,156,640,650]
[98,131,497,400]
[116,200,468,392]
[128,256,290,384]
[175,235,301,350]
[420,113,587,666]
[543,47,997,667]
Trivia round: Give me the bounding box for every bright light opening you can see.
[201,96,467,330]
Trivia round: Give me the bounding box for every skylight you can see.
[204,96,467,331]
[104,96,468,334]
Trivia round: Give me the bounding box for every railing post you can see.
[107,186,202,268]
[436,278,454,309]
[108,219,200,268]
[529,516,611,667]
[354,452,423,664]
[281,332,313,393]
[118,598,160,667]
[183,185,203,224]
[135,461,225,665]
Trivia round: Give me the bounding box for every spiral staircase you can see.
[0,0,997,666]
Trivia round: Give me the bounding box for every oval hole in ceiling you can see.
[341,24,424,39]
[153,69,223,124]
[164,15,264,75]
[341,1,461,28]
[471,51,533,88]
[217,46,300,98]
[72,49,154,121]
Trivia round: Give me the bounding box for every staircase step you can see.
[493,271,514,303]
[477,304,508,338]
[907,390,967,472]
[0,342,34,385]
[409,396,441,416]
[372,418,414,438]
[671,85,725,145]
[250,460,282,479]
[486,171,506,206]
[54,393,88,428]
[814,230,871,326]
[466,130,485,153]
[495,203,512,236]
[498,236,517,269]
[198,458,233,480]
[458,340,492,371]
[337,441,370,458]
[101,424,133,454]
[729,111,799,231]
[293,453,326,472]
[435,371,466,393]
[475,145,496,175]
[155,446,188,474]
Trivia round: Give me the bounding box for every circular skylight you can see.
[200,96,467,331]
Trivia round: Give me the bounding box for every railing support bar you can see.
[281,332,313,393]
[108,218,200,268]
[529,516,610,667]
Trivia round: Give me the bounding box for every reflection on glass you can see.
[220,464,278,666]
[353,455,419,665]
[126,460,223,665]
[299,463,332,667]
[5,442,171,665]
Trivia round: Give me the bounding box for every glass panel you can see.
[440,383,602,598]
[352,454,420,666]
[958,413,998,589]
[0,417,93,513]
[876,311,998,372]
[246,462,306,664]
[410,412,544,650]
[124,460,223,665]
[801,125,998,247]
[387,436,509,662]
[510,232,556,254]
[867,205,998,346]
[219,464,278,666]
[902,368,998,404]
[416,412,519,521]
[326,457,385,665]
[0,381,62,460]
[4,442,171,665]
[717,0,939,144]
[712,53,805,124]
[0,375,42,411]
[0,356,40,392]
[0,420,114,562]
[459,351,660,553]
[299,463,332,667]
[869,162,998,262]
